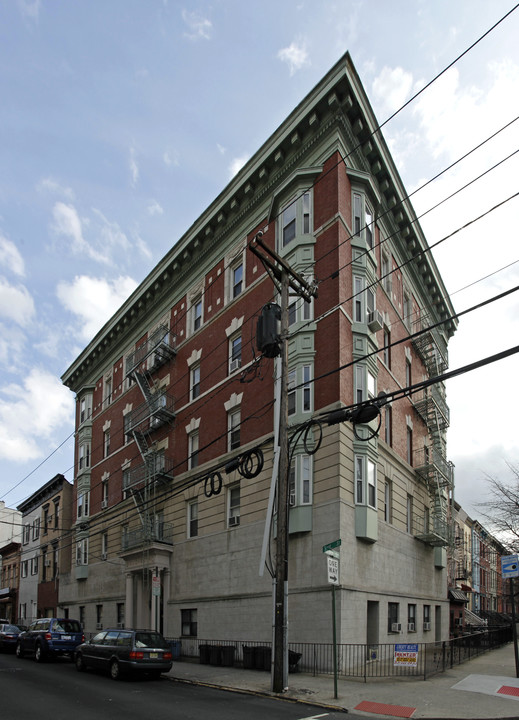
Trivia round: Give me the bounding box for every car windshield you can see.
[54,620,81,633]
[134,632,169,649]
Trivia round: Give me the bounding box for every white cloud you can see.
[0,368,74,462]
[229,155,250,179]
[0,235,25,276]
[0,277,35,326]
[51,201,110,264]
[134,233,153,260]
[129,146,139,187]
[182,9,212,40]
[56,275,138,341]
[92,209,130,251]
[372,66,414,114]
[37,176,75,200]
[277,40,310,76]
[147,200,164,216]
[17,0,40,23]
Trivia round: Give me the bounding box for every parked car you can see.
[16,618,84,662]
[0,623,22,651]
[75,629,173,679]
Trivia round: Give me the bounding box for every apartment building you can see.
[59,53,457,645]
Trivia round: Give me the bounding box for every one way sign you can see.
[501,554,519,579]
[327,556,339,585]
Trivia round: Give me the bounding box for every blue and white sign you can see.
[501,554,519,579]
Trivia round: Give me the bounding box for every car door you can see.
[24,620,40,653]
[83,631,107,668]
[99,630,120,670]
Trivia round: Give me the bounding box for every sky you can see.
[1,0,519,523]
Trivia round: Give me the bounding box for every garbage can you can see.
[199,644,210,664]
[170,640,181,660]
[254,646,271,671]
[221,645,235,667]
[289,650,302,672]
[209,644,222,665]
[243,645,254,669]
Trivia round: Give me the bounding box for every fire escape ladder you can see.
[134,370,155,405]
[132,429,150,461]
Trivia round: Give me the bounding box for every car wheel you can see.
[15,642,24,659]
[110,659,121,680]
[35,643,45,663]
[75,652,86,672]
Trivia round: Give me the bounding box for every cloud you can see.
[134,233,153,260]
[129,146,139,187]
[37,176,75,200]
[372,66,414,114]
[0,368,74,463]
[163,148,179,166]
[229,155,250,179]
[17,0,40,23]
[0,235,25,276]
[277,40,310,76]
[51,201,110,264]
[182,9,212,40]
[147,200,164,216]
[56,275,138,341]
[0,277,35,326]
[91,209,130,251]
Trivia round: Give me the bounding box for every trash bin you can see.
[209,644,222,665]
[289,650,302,672]
[199,644,210,664]
[170,640,181,660]
[221,645,235,667]
[254,646,271,671]
[243,645,254,669]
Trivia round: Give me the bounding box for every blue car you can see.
[16,618,84,662]
[0,623,22,651]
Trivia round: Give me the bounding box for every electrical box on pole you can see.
[257,303,281,358]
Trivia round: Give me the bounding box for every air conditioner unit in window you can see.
[229,358,242,373]
[116,623,124,629]
[228,516,240,527]
[423,622,431,631]
[101,499,108,509]
[407,622,415,632]
[289,492,296,507]
[96,623,103,630]
[391,623,402,633]
[367,310,384,333]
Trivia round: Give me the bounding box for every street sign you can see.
[327,556,339,585]
[322,539,341,553]
[502,554,519,579]
[325,549,340,559]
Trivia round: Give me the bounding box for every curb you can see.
[167,675,348,713]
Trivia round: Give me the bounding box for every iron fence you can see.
[168,626,512,680]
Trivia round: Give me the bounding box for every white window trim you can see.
[228,483,241,527]
[228,408,241,452]
[354,454,377,509]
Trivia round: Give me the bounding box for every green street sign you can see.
[322,539,342,553]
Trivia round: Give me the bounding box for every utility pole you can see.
[250,231,317,693]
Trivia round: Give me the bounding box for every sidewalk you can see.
[166,643,519,719]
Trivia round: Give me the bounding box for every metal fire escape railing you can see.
[121,325,176,552]
[412,317,448,377]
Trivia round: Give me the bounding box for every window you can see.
[354,455,376,509]
[77,491,90,520]
[280,191,312,248]
[384,480,392,523]
[406,494,413,534]
[406,426,413,465]
[381,252,392,294]
[423,604,431,629]
[188,431,199,470]
[31,555,38,575]
[353,192,374,249]
[79,395,92,424]
[232,262,243,299]
[384,406,392,445]
[288,369,296,416]
[101,532,108,559]
[79,606,85,626]
[355,365,365,404]
[288,294,312,326]
[117,603,125,626]
[78,442,90,471]
[229,335,242,373]
[367,369,376,399]
[192,298,203,332]
[32,517,40,541]
[354,276,364,323]
[76,539,88,566]
[288,365,312,417]
[302,365,311,412]
[388,602,399,633]
[408,604,417,631]
[403,293,412,327]
[188,500,198,538]
[53,499,60,529]
[42,505,49,535]
[21,560,28,578]
[80,397,86,423]
[103,430,110,458]
[191,365,201,401]
[383,327,391,367]
[96,604,103,628]
[23,523,30,544]
[228,409,241,452]
[288,454,312,507]
[181,609,197,637]
[103,376,112,408]
[228,484,240,527]
[102,480,108,507]
[405,359,412,392]
[41,548,48,581]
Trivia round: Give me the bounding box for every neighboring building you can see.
[59,53,457,644]
[0,541,21,622]
[0,501,22,546]
[17,474,73,622]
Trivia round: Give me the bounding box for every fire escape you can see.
[122,324,176,552]
[412,319,454,547]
